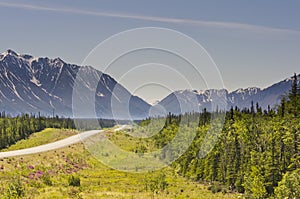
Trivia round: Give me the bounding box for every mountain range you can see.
[0,50,298,118]
[158,76,299,114]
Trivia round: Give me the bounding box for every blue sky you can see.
[0,0,299,102]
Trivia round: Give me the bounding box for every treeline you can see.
[0,113,75,150]
[73,118,116,130]
[0,113,119,150]
[148,74,299,198]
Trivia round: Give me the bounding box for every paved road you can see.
[0,126,126,158]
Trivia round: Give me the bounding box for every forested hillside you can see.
[169,74,300,198]
[123,74,299,198]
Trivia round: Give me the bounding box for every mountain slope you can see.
[0,50,150,119]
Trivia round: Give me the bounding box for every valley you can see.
[0,128,239,199]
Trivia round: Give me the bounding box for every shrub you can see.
[144,172,168,194]
[211,185,222,194]
[208,184,223,194]
[6,178,25,198]
[68,175,81,187]
[42,175,53,186]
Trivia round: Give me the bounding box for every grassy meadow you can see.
[1,128,77,152]
[0,128,240,199]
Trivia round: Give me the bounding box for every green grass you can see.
[0,129,242,199]
[1,128,77,151]
[107,130,157,152]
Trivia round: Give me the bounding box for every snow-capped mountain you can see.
[0,50,151,119]
[0,50,298,118]
[159,75,300,114]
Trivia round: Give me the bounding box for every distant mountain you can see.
[0,50,151,119]
[0,50,298,118]
[159,75,300,114]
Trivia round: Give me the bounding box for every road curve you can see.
[0,126,126,158]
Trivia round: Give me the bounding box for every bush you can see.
[42,175,53,186]
[144,172,168,194]
[68,175,81,187]
[208,183,223,194]
[209,185,222,194]
[6,178,25,198]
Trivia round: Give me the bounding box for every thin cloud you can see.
[0,1,297,34]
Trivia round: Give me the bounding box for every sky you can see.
[0,0,299,103]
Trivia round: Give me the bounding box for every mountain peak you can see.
[0,50,66,68]
[6,49,18,56]
[234,87,260,94]
[53,57,64,63]
[0,50,40,66]
[52,57,65,67]
[0,49,18,59]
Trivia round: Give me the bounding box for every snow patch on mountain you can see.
[30,76,41,87]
